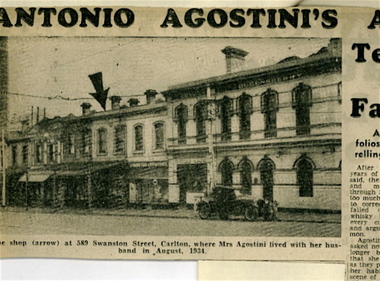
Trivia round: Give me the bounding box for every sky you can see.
[7,37,330,124]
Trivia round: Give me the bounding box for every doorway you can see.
[259,158,275,201]
[177,164,207,204]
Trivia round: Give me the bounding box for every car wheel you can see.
[244,206,258,221]
[218,208,229,220]
[263,211,273,221]
[198,204,211,220]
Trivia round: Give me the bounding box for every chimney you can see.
[327,38,341,56]
[21,119,29,132]
[144,89,158,104]
[81,102,92,116]
[221,46,248,73]
[128,98,140,107]
[109,96,122,110]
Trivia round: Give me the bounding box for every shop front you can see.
[128,165,169,206]
[176,163,208,205]
[18,171,54,207]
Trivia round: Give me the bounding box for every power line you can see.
[7,91,145,101]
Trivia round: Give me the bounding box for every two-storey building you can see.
[8,90,170,208]
[163,38,342,211]
[6,38,342,212]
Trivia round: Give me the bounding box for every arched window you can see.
[114,125,125,154]
[294,156,314,197]
[261,89,279,138]
[97,128,107,154]
[194,102,207,143]
[258,157,275,200]
[293,155,315,197]
[239,157,253,194]
[175,104,188,144]
[292,83,312,135]
[219,158,234,186]
[134,125,144,151]
[219,96,233,141]
[238,93,253,140]
[154,122,165,150]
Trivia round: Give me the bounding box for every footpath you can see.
[1,206,341,224]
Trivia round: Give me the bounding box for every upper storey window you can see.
[134,124,144,151]
[175,104,188,144]
[22,145,28,165]
[81,129,92,156]
[154,122,165,150]
[194,102,207,143]
[238,93,253,140]
[219,96,233,141]
[261,89,279,138]
[114,125,125,154]
[292,83,312,136]
[98,128,107,154]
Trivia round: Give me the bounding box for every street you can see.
[0,208,341,237]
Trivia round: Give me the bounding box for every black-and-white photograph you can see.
[0,36,341,237]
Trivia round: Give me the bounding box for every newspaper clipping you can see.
[0,6,379,281]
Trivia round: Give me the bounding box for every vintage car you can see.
[196,185,260,221]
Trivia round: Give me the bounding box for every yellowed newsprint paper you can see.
[0,6,379,281]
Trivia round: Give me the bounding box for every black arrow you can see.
[88,72,109,110]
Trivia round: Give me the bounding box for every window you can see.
[258,157,275,201]
[114,125,125,154]
[220,96,233,141]
[67,134,75,155]
[292,83,312,135]
[261,89,279,138]
[194,102,207,143]
[81,129,92,156]
[134,125,144,151]
[11,145,17,166]
[239,157,253,194]
[47,143,54,163]
[175,104,188,144]
[238,93,252,140]
[22,145,28,165]
[98,128,107,154]
[219,158,234,186]
[295,156,314,197]
[35,143,42,164]
[154,122,164,150]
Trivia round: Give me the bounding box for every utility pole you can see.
[1,128,6,207]
[206,85,217,195]
[25,170,29,210]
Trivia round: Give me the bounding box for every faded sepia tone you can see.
[0,8,379,281]
[0,36,341,238]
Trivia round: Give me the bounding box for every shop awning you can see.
[55,162,128,177]
[19,172,53,182]
[130,166,168,179]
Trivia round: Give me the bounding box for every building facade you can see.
[5,38,342,211]
[163,39,342,211]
